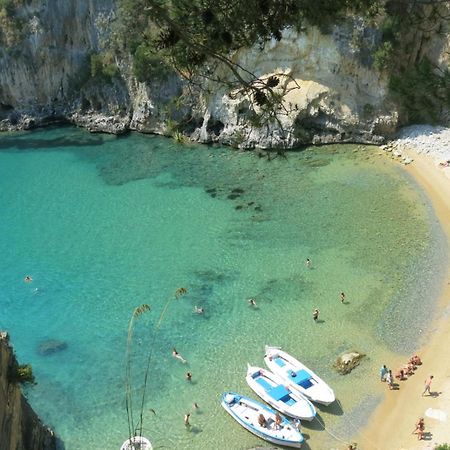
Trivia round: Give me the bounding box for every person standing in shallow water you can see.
[340,292,345,303]
[380,365,388,381]
[313,308,320,322]
[305,258,312,268]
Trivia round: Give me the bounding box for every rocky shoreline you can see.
[0,332,58,450]
[381,125,450,179]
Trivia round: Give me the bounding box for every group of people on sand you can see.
[380,355,422,389]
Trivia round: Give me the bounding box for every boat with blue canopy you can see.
[221,392,304,448]
[246,364,316,421]
[264,346,335,406]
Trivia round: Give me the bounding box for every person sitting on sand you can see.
[404,362,415,376]
[172,347,187,364]
[258,413,267,428]
[410,355,422,366]
[395,368,406,380]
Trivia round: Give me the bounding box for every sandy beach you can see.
[357,129,450,450]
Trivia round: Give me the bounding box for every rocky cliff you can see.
[0,0,449,148]
[0,332,57,450]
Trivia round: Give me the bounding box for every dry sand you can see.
[354,150,450,450]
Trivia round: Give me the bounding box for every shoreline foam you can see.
[357,128,450,450]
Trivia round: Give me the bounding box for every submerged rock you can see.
[37,340,68,356]
[334,351,365,374]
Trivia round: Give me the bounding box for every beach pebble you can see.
[393,125,450,164]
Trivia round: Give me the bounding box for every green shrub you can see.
[435,445,450,450]
[133,44,171,83]
[389,58,450,124]
[0,0,25,48]
[90,52,118,82]
[372,41,394,71]
[10,364,35,384]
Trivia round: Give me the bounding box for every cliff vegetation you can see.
[0,0,449,147]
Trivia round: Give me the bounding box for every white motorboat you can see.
[264,346,335,406]
[120,436,152,450]
[246,364,316,421]
[221,392,304,448]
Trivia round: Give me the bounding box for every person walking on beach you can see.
[422,375,434,396]
[313,308,320,322]
[412,417,425,440]
[380,365,388,382]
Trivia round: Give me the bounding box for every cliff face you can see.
[0,332,56,450]
[0,0,449,148]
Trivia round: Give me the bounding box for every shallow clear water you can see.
[0,127,446,449]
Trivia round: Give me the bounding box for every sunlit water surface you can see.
[0,127,446,449]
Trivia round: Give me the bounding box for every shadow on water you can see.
[316,400,344,417]
[301,413,328,432]
[0,131,105,152]
[248,439,312,450]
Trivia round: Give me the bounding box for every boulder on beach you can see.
[333,351,365,375]
[37,339,68,356]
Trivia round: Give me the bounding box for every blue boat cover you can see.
[268,384,291,401]
[289,369,313,388]
[256,377,273,392]
[274,357,285,367]
[285,397,296,406]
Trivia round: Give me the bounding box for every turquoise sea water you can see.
[0,127,447,450]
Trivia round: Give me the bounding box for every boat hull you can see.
[265,346,335,406]
[221,393,303,448]
[120,436,152,450]
[246,366,316,421]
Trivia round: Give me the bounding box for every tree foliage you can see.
[116,0,378,81]
[389,58,450,124]
[0,0,25,48]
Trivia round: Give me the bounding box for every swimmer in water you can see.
[194,306,204,314]
[172,347,187,364]
[24,275,33,283]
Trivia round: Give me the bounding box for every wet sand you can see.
[358,152,450,450]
